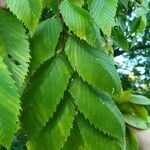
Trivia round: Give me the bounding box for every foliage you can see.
[0,0,149,150]
[114,0,150,96]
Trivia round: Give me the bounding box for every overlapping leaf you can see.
[30,17,62,73]
[60,0,99,47]
[0,9,30,91]
[65,36,122,97]
[43,0,50,7]
[126,128,138,150]
[27,96,75,150]
[119,103,149,120]
[6,0,43,33]
[119,0,128,9]
[112,27,129,51]
[69,77,125,141]
[0,57,20,149]
[21,54,73,137]
[119,90,131,103]
[0,0,149,150]
[124,114,149,129]
[120,100,149,129]
[129,95,150,105]
[63,120,87,150]
[88,0,118,36]
[68,0,84,7]
[78,115,122,150]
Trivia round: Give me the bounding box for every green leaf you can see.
[119,103,149,120]
[112,27,129,51]
[6,0,43,33]
[21,54,73,137]
[124,114,149,129]
[65,36,122,97]
[88,0,118,36]
[60,0,98,47]
[49,0,60,13]
[78,115,122,150]
[133,105,148,120]
[30,17,62,73]
[69,77,125,141]
[119,0,128,9]
[147,117,150,128]
[129,16,146,35]
[27,96,75,150]
[129,17,141,34]
[138,15,147,32]
[43,0,51,7]
[0,57,20,149]
[116,15,127,31]
[68,0,84,7]
[121,103,150,129]
[119,90,131,103]
[126,128,138,150]
[0,9,30,91]
[129,95,150,105]
[63,120,87,150]
[136,0,149,17]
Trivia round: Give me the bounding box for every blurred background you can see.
[113,0,150,99]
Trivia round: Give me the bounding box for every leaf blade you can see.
[69,77,125,141]
[65,36,122,97]
[6,0,43,33]
[129,95,150,105]
[0,57,20,149]
[126,128,138,150]
[27,96,75,150]
[60,0,98,47]
[21,54,73,137]
[62,120,87,150]
[0,9,30,91]
[88,0,118,36]
[78,114,122,150]
[124,114,149,129]
[30,17,62,73]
